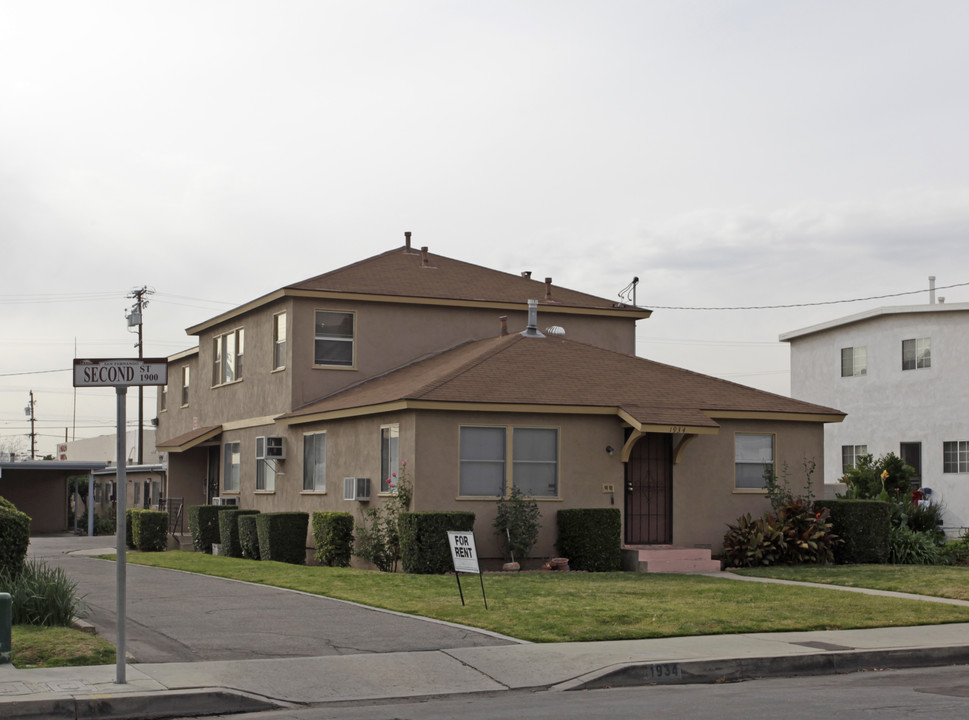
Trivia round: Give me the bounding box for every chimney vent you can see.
[545,277,553,301]
[404,231,412,250]
[929,276,936,304]
[421,246,429,267]
[499,315,508,336]
[521,271,532,279]
[520,300,545,338]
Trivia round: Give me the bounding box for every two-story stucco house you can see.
[781,293,969,535]
[157,236,843,565]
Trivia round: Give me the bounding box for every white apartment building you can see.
[781,294,969,535]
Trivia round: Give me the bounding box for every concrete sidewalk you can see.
[4,621,969,719]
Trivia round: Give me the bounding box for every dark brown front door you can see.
[625,433,673,545]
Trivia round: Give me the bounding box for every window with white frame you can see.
[902,337,930,371]
[181,366,190,406]
[223,442,240,492]
[213,328,245,385]
[735,433,774,490]
[841,444,868,473]
[513,427,558,497]
[840,346,867,377]
[273,312,287,370]
[460,426,506,497]
[303,432,326,491]
[943,441,969,474]
[256,458,276,492]
[314,310,354,367]
[380,425,399,493]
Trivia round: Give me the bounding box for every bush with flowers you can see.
[353,461,412,572]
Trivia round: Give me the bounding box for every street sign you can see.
[73,358,168,387]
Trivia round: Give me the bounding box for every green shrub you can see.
[493,487,541,562]
[842,452,914,499]
[0,558,87,626]
[814,499,890,564]
[889,526,941,564]
[556,508,622,572]
[130,510,169,552]
[125,509,137,550]
[256,512,309,564]
[239,514,261,560]
[312,512,354,567]
[219,509,261,558]
[399,512,475,574]
[0,495,17,511]
[939,539,969,566]
[74,511,117,536]
[722,499,837,568]
[0,507,31,578]
[354,464,412,572]
[188,504,235,554]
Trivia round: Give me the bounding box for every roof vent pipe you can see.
[929,276,936,304]
[421,246,430,267]
[521,271,532,279]
[404,231,412,250]
[545,277,553,301]
[499,315,508,336]
[521,300,545,338]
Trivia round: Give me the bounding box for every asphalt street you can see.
[27,534,515,664]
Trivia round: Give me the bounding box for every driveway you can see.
[27,534,516,664]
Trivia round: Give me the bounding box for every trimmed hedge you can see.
[400,511,476,574]
[188,504,236,554]
[815,498,890,564]
[0,507,31,578]
[125,508,137,550]
[131,510,169,552]
[256,512,309,564]
[239,514,261,560]
[311,511,354,567]
[219,509,261,558]
[556,508,623,572]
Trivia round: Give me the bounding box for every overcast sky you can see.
[2,1,967,459]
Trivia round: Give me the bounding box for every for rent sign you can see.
[447,531,480,574]
[73,358,168,387]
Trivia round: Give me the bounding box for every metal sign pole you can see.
[115,386,127,685]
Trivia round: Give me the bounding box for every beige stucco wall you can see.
[671,419,826,553]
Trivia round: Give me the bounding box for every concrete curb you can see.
[1,687,287,720]
[560,645,969,691]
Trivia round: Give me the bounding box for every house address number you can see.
[668,426,687,434]
[643,663,682,681]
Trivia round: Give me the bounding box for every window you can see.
[841,444,868,473]
[256,458,276,492]
[902,337,930,370]
[181,366,190,406]
[314,310,354,367]
[380,425,399,493]
[841,346,867,377]
[223,442,240,492]
[213,328,245,385]
[899,442,922,488]
[303,432,326,491]
[460,426,506,497]
[513,427,558,497]
[944,441,969,474]
[735,433,774,490]
[273,312,287,370]
[132,482,141,506]
[159,384,167,412]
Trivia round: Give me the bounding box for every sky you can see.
[2,0,968,459]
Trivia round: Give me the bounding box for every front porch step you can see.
[622,545,722,574]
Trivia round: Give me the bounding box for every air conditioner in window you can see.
[343,477,371,502]
[256,436,286,460]
[212,496,239,507]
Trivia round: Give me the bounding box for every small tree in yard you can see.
[353,461,412,572]
[493,486,541,563]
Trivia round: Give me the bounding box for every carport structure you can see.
[0,461,107,532]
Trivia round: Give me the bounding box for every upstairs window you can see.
[273,312,287,370]
[902,337,930,371]
[735,433,774,490]
[841,444,868,473]
[840,346,867,377]
[213,328,244,385]
[314,310,354,367]
[181,366,190,406]
[944,441,969,474]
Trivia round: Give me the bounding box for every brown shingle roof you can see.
[279,334,843,429]
[288,246,646,313]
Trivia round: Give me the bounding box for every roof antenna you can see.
[618,277,640,307]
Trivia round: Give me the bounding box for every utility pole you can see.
[25,391,37,460]
[126,287,153,465]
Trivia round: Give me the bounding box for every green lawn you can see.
[119,551,969,643]
[732,565,969,602]
[10,625,114,668]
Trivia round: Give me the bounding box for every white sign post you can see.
[447,530,487,609]
[74,358,167,684]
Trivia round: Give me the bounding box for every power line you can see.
[644,281,969,311]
